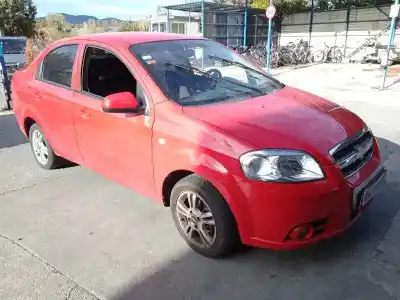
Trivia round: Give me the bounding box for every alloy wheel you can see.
[31,129,49,165]
[176,191,216,248]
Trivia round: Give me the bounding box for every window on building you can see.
[160,22,166,32]
[171,23,186,34]
[152,23,159,32]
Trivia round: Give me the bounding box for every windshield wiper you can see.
[165,62,216,80]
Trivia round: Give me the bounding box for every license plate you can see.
[354,168,386,210]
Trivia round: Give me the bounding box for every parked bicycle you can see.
[227,40,343,69]
[312,43,343,63]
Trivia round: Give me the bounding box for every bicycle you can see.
[312,43,343,63]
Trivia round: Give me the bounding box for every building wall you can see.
[149,13,201,36]
[279,5,400,56]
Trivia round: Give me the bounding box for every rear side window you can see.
[41,45,78,87]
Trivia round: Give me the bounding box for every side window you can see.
[41,45,78,87]
[81,46,146,106]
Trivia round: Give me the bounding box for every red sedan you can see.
[12,33,386,257]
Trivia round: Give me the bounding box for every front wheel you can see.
[170,174,240,258]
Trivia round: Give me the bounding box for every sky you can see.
[35,0,187,20]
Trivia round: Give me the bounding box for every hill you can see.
[37,13,123,25]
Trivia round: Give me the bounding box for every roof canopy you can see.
[164,1,264,13]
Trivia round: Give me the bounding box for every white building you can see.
[148,11,202,36]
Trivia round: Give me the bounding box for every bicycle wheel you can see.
[271,51,280,68]
[330,47,343,63]
[312,50,324,63]
[281,52,295,66]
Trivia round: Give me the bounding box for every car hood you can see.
[183,87,365,162]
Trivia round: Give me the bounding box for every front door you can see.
[72,45,155,198]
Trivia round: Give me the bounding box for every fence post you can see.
[0,42,11,110]
[343,6,351,57]
[309,0,314,46]
[201,0,205,38]
[167,9,170,33]
[255,15,258,45]
[244,0,248,47]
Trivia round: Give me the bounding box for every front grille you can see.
[330,128,374,177]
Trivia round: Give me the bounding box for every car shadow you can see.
[0,112,28,149]
[111,137,400,300]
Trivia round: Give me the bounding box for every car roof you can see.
[61,32,202,46]
[0,36,26,40]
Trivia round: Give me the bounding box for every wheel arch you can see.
[160,168,253,242]
[162,169,194,207]
[24,117,36,136]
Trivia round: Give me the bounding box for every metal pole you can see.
[255,15,258,45]
[167,9,170,33]
[201,0,205,38]
[381,0,399,89]
[244,0,248,47]
[0,43,11,110]
[189,9,191,35]
[343,6,350,57]
[266,17,272,72]
[309,0,314,47]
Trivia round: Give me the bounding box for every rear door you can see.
[29,43,83,163]
[71,43,156,198]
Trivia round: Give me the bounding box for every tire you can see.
[312,50,324,63]
[331,47,343,63]
[170,174,240,258]
[29,123,64,169]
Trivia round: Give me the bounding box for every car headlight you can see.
[239,150,324,182]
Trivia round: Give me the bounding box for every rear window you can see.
[0,39,26,54]
[41,45,78,87]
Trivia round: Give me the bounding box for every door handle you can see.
[80,109,91,118]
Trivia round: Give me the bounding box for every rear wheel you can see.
[170,174,240,258]
[29,124,64,169]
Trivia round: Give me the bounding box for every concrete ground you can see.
[1,63,400,300]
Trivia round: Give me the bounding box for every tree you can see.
[251,0,268,9]
[35,13,72,41]
[252,0,307,17]
[119,22,140,32]
[0,0,37,37]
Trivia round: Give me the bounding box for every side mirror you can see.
[102,92,141,113]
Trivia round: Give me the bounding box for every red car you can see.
[12,33,386,257]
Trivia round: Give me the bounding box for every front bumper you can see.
[235,144,384,250]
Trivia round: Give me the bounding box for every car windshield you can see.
[130,39,283,106]
[0,39,26,54]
